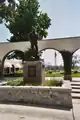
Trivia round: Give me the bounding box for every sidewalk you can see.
[0,100,80,120]
[0,104,73,120]
[72,99,80,120]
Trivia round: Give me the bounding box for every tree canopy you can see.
[0,0,51,42]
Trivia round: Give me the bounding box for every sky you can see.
[1,0,80,65]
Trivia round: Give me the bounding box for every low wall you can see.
[0,81,72,108]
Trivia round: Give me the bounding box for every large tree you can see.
[0,0,51,41]
[0,0,51,60]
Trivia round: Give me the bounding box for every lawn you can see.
[14,70,80,78]
[45,72,80,77]
[45,72,63,77]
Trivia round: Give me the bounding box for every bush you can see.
[73,70,78,74]
[48,70,52,74]
[44,80,63,86]
[60,72,64,74]
[4,78,24,86]
[3,79,63,87]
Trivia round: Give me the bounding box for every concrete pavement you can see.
[73,104,80,120]
[0,77,79,120]
[0,104,73,120]
[72,99,80,120]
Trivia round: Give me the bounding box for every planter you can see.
[0,81,72,108]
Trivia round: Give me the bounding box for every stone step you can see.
[72,99,80,104]
[71,93,80,99]
[72,80,80,82]
[72,89,80,93]
[71,82,80,86]
[72,86,80,89]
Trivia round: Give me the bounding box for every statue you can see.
[28,31,39,60]
[29,31,38,52]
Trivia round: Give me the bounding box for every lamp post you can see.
[54,51,57,72]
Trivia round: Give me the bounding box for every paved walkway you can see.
[0,77,80,120]
[0,102,80,120]
[0,104,73,120]
[73,104,80,120]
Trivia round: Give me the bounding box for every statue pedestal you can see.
[23,61,45,84]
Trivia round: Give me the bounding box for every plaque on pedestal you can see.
[28,65,36,77]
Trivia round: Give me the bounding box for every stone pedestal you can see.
[23,61,45,84]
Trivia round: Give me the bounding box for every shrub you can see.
[60,72,64,74]
[44,80,63,86]
[3,79,63,87]
[73,70,78,74]
[48,70,52,74]
[4,78,24,86]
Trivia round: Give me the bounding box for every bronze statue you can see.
[29,31,38,52]
[28,31,39,60]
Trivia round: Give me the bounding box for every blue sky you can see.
[1,0,80,65]
[39,0,80,39]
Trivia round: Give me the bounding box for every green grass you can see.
[45,72,80,77]
[3,78,63,87]
[15,70,80,77]
[72,73,80,77]
[45,73,63,77]
[45,72,63,77]
[16,69,23,74]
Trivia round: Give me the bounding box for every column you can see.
[0,63,4,80]
[60,51,72,81]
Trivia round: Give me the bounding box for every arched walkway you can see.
[1,50,24,76]
[72,49,80,78]
[38,48,64,78]
[39,48,63,65]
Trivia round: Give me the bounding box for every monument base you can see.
[23,61,45,85]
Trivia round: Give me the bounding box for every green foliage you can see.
[3,78,63,86]
[72,55,80,69]
[72,73,80,77]
[0,0,51,42]
[44,80,63,86]
[4,78,24,86]
[16,69,23,74]
[24,48,40,61]
[45,72,63,77]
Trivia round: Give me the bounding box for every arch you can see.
[72,48,80,70]
[38,47,63,67]
[1,49,24,74]
[72,48,80,55]
[38,47,63,62]
[38,47,61,54]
